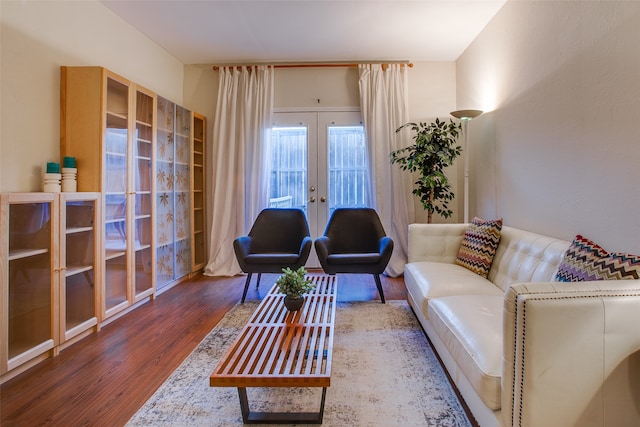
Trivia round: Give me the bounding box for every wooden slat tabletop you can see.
[210,275,337,388]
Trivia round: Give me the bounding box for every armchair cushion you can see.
[233,208,312,274]
[315,209,393,275]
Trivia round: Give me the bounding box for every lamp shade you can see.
[450,109,483,120]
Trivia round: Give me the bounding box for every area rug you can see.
[127,300,472,426]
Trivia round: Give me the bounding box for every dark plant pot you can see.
[284,296,304,312]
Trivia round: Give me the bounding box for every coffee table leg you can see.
[237,387,327,424]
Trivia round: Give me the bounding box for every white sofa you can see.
[404,223,640,427]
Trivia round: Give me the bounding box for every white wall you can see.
[1,0,184,192]
[189,62,458,224]
[457,0,640,254]
[0,0,459,223]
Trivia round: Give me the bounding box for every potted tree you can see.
[390,118,462,223]
[276,267,315,311]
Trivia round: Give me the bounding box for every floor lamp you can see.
[450,109,483,223]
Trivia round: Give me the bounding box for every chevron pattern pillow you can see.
[555,235,640,282]
[455,217,503,278]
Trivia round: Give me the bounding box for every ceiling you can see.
[99,0,506,65]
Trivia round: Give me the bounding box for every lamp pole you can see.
[450,109,482,223]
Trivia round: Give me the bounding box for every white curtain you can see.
[359,64,413,277]
[204,66,274,276]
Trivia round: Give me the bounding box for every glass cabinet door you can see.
[155,98,192,289]
[103,76,129,314]
[1,193,57,374]
[174,105,191,279]
[133,88,154,299]
[156,97,175,288]
[60,194,98,341]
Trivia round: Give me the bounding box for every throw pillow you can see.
[555,235,640,282]
[455,217,503,278]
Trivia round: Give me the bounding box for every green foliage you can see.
[390,118,462,223]
[276,267,314,298]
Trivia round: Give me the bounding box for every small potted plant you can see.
[276,267,315,311]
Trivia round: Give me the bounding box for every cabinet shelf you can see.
[8,340,55,371]
[66,226,93,235]
[105,218,126,225]
[105,151,126,158]
[105,249,126,261]
[65,265,94,277]
[8,248,49,261]
[135,243,151,251]
[106,111,127,121]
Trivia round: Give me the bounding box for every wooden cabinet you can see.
[60,66,155,319]
[59,193,100,344]
[156,97,192,289]
[191,113,206,271]
[1,193,59,375]
[1,192,102,379]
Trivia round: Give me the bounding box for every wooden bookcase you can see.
[60,66,156,319]
[191,112,206,271]
[1,192,103,381]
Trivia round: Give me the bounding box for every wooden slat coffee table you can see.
[210,274,337,424]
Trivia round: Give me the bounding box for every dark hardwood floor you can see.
[0,272,407,426]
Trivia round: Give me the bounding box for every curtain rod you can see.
[211,62,413,71]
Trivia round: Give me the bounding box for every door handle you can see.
[309,196,316,203]
[320,197,326,203]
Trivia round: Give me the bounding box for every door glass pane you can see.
[327,125,368,215]
[269,126,308,213]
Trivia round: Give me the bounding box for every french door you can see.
[270,111,368,267]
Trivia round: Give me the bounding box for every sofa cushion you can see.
[556,235,640,282]
[404,262,503,319]
[488,226,570,292]
[428,295,503,411]
[455,217,503,278]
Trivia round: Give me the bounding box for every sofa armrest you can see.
[502,280,640,427]
[407,223,468,263]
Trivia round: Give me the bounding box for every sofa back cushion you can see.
[408,223,468,264]
[488,226,570,292]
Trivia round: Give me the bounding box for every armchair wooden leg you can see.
[373,274,386,304]
[256,273,262,289]
[241,273,253,303]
